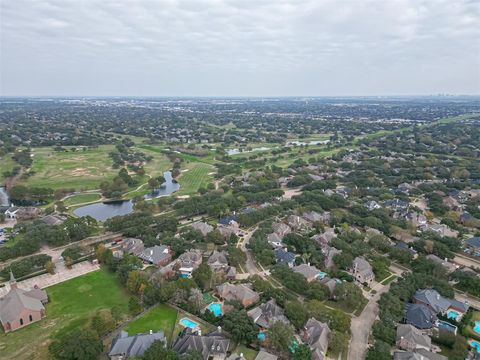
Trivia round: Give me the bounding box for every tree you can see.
[148,177,160,190]
[64,256,73,269]
[285,301,308,329]
[180,350,204,360]
[227,245,246,268]
[90,309,116,337]
[293,344,312,360]
[192,263,213,290]
[49,329,102,360]
[45,260,56,274]
[269,321,295,354]
[129,296,143,315]
[333,282,365,312]
[142,340,178,360]
[366,340,392,360]
[222,309,258,344]
[328,330,350,356]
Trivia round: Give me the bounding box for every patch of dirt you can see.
[70,168,92,176]
[176,195,191,199]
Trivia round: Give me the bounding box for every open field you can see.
[64,192,102,206]
[0,268,129,360]
[0,155,17,183]
[16,146,117,190]
[177,162,215,196]
[125,304,178,343]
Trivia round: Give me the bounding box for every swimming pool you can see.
[179,318,199,329]
[207,303,223,317]
[474,320,480,335]
[469,339,480,353]
[438,320,457,335]
[318,272,327,280]
[258,331,266,342]
[447,309,461,321]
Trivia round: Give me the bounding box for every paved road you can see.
[238,226,264,277]
[453,253,480,270]
[348,282,391,360]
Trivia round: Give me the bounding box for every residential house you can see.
[393,350,447,360]
[394,242,418,259]
[0,273,48,332]
[216,283,260,307]
[384,199,410,212]
[138,245,172,267]
[247,299,289,329]
[413,289,469,319]
[303,211,324,223]
[419,224,459,238]
[121,238,145,256]
[366,200,381,211]
[324,246,341,269]
[312,228,336,249]
[208,251,229,272]
[321,277,339,296]
[459,212,474,225]
[293,264,323,282]
[465,237,480,255]
[396,324,432,352]
[16,207,42,220]
[425,255,457,273]
[405,212,427,227]
[405,304,437,330]
[272,222,291,238]
[172,328,230,360]
[177,249,203,278]
[350,257,375,285]
[397,183,414,195]
[442,196,462,210]
[274,248,296,268]
[108,330,165,359]
[302,318,330,360]
[191,222,214,237]
[286,215,310,230]
[267,232,283,248]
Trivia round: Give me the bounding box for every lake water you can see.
[73,171,179,221]
[0,187,10,206]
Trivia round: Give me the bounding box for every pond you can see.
[0,187,10,206]
[74,171,179,221]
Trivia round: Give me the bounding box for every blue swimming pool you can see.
[469,339,480,353]
[318,272,327,280]
[179,318,199,329]
[474,320,480,335]
[258,332,266,342]
[447,309,461,321]
[208,303,223,317]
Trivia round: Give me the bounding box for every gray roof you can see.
[0,286,47,324]
[304,318,330,359]
[208,250,229,268]
[466,237,480,248]
[393,350,447,360]
[191,222,214,236]
[255,350,278,360]
[139,245,170,264]
[122,238,145,256]
[216,283,259,305]
[405,304,437,329]
[293,264,321,280]
[413,289,469,313]
[108,331,165,357]
[396,324,431,349]
[274,248,296,265]
[41,214,64,226]
[172,329,230,359]
[247,299,289,329]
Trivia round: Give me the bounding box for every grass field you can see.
[0,268,130,360]
[125,304,178,343]
[16,146,117,190]
[234,345,258,360]
[64,193,102,206]
[177,162,215,196]
[0,154,17,183]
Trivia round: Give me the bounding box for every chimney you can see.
[198,330,202,336]
[217,326,222,333]
[149,330,153,334]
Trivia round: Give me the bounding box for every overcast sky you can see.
[1,0,479,96]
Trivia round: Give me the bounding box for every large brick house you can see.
[0,273,48,332]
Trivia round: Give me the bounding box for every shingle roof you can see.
[274,248,296,265]
[108,331,165,357]
[255,351,278,360]
[405,304,437,329]
[293,264,321,280]
[466,237,480,248]
[172,329,230,359]
[247,299,289,329]
[304,318,330,358]
[413,289,451,313]
[139,245,170,264]
[396,324,431,349]
[0,287,46,324]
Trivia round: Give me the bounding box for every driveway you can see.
[347,281,391,360]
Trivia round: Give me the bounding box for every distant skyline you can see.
[1,0,479,97]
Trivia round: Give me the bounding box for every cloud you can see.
[0,0,479,95]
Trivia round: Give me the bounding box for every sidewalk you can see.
[0,260,100,296]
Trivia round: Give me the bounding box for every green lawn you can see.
[64,193,102,206]
[234,345,258,360]
[177,162,215,196]
[0,268,130,360]
[125,304,178,343]
[0,154,17,183]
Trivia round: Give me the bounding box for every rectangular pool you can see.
[179,318,199,329]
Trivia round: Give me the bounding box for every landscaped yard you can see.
[234,345,258,360]
[0,268,130,360]
[466,310,480,340]
[125,304,178,343]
